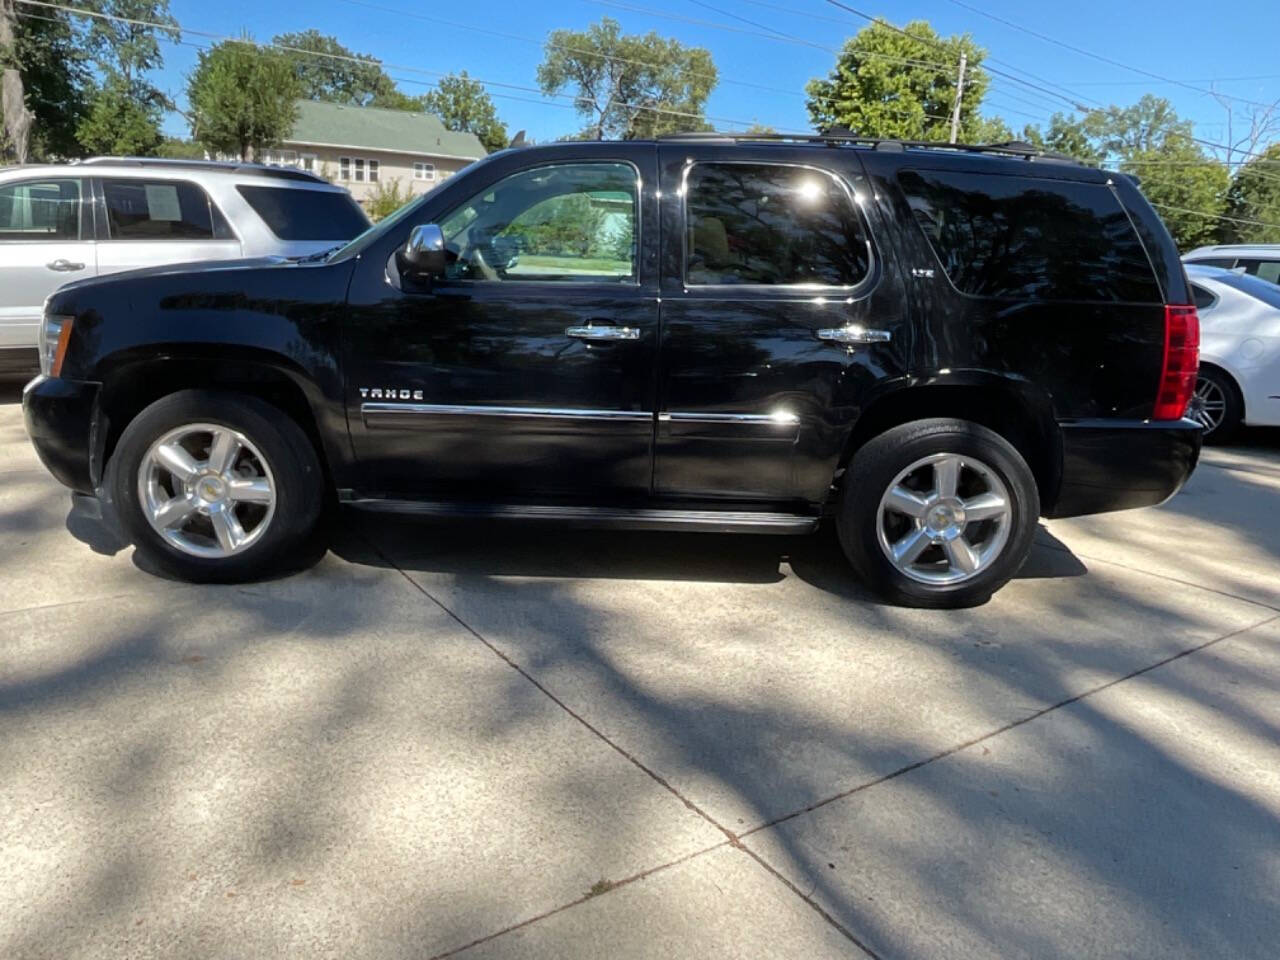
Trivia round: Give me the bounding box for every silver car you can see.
[0,157,370,373]
[1183,243,1280,285]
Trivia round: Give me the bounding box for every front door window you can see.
[0,179,85,241]
[439,162,638,283]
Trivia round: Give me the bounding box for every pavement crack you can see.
[741,609,1280,840]
[1034,538,1280,613]
[363,531,879,958]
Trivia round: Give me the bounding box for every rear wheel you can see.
[109,390,324,582]
[1187,366,1242,443]
[838,419,1039,608]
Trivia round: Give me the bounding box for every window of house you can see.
[339,157,351,181]
[300,154,317,173]
[262,149,297,167]
[353,159,366,183]
[684,162,871,287]
[414,162,436,181]
[101,178,231,240]
[437,162,638,283]
[897,169,1162,303]
[0,179,84,241]
[368,160,379,183]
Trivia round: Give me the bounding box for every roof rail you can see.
[73,157,329,184]
[656,131,1081,165]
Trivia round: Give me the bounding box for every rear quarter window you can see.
[898,169,1162,303]
[236,185,370,242]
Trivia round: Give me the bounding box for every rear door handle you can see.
[47,259,85,272]
[817,325,891,344]
[565,324,641,341]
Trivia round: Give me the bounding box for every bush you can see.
[366,178,410,222]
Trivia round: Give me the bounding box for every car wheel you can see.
[1187,366,1242,443]
[837,418,1040,609]
[108,390,324,582]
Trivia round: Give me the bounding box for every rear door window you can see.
[236,185,369,241]
[684,162,871,287]
[1237,259,1280,284]
[898,169,1162,303]
[102,178,231,240]
[0,179,86,241]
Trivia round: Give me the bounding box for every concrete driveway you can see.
[1,382,1278,960]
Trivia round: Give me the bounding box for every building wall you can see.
[268,144,477,208]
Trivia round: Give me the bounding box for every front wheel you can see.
[109,390,324,582]
[838,419,1040,608]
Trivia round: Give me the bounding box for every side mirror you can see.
[398,223,447,281]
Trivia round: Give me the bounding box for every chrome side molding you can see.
[346,499,820,535]
[361,403,652,428]
[658,411,800,425]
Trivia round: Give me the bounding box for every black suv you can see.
[23,134,1202,607]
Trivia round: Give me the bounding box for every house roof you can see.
[283,100,486,160]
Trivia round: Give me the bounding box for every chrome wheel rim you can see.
[137,423,277,559]
[876,452,1013,586]
[1187,376,1226,434]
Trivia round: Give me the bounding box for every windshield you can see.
[325,191,430,263]
[1217,270,1280,310]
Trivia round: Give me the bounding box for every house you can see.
[262,100,487,208]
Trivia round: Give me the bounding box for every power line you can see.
[939,0,1280,112]
[15,0,793,131]
[1149,202,1280,231]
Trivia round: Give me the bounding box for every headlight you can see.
[39,311,74,377]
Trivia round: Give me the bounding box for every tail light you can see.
[1152,304,1199,421]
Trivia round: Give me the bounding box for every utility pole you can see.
[949,52,967,145]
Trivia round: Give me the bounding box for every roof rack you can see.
[73,157,329,184]
[656,131,1080,165]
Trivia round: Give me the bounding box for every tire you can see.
[837,418,1040,609]
[108,390,324,583]
[1189,366,1243,444]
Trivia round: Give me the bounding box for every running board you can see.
[345,500,819,535]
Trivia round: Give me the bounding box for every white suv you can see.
[0,158,370,373]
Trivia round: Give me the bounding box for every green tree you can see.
[1094,97,1227,249]
[1222,143,1280,243]
[1021,112,1104,164]
[73,1,176,157]
[155,136,205,158]
[82,0,176,95]
[77,75,163,154]
[273,30,412,109]
[537,17,717,139]
[805,19,992,141]
[420,71,507,153]
[2,1,90,161]
[187,38,301,160]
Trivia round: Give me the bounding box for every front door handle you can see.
[565,324,641,341]
[46,259,85,272]
[817,325,891,345]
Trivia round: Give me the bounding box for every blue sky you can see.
[146,0,1278,153]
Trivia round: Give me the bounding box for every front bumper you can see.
[1046,418,1202,519]
[22,376,101,495]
